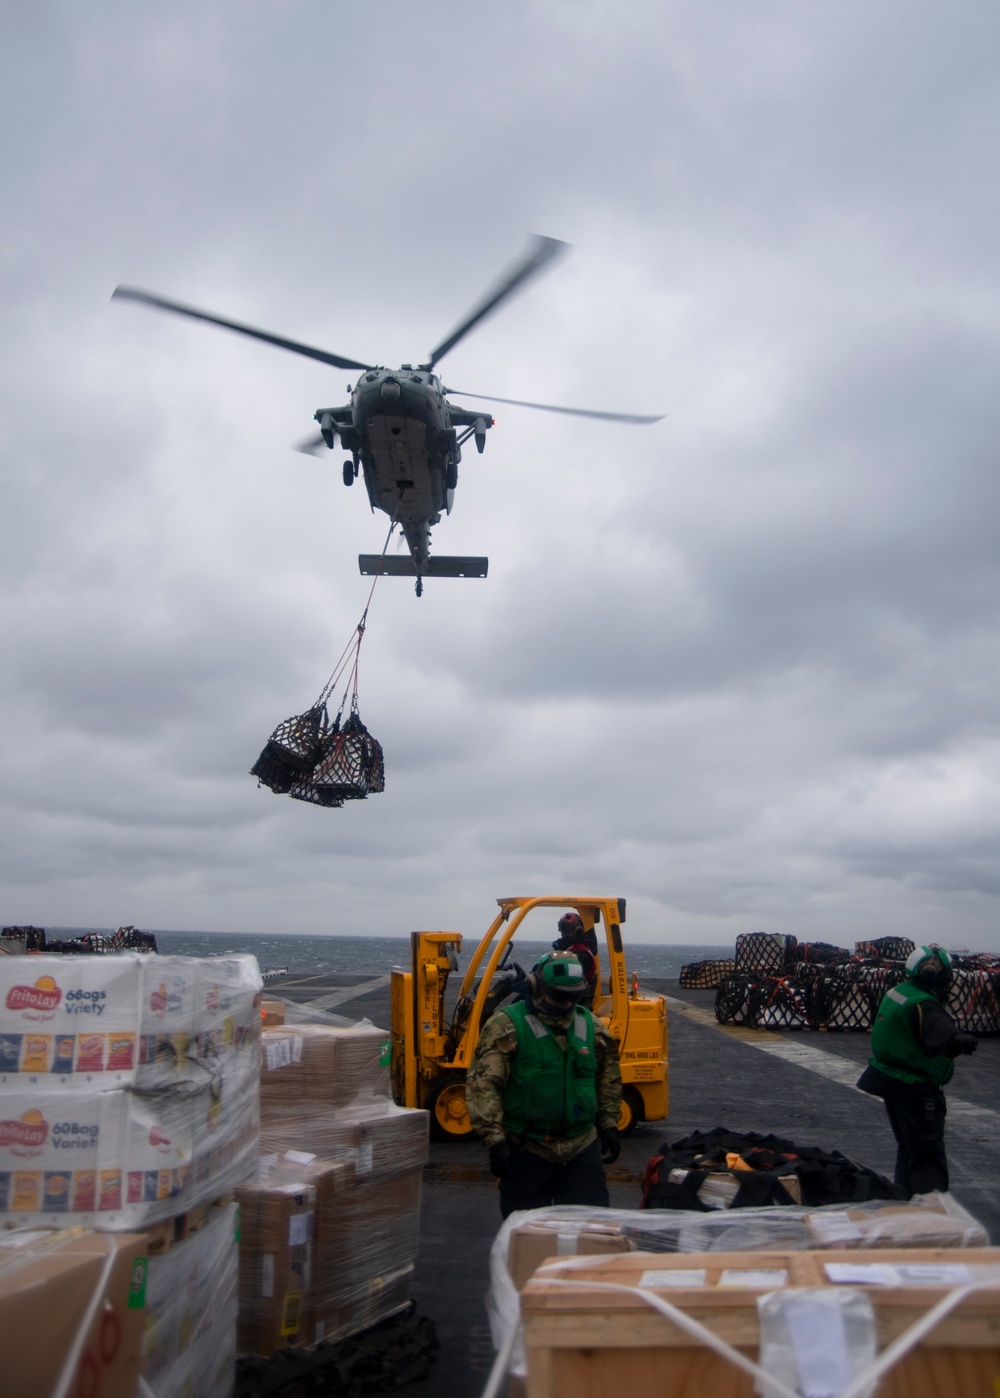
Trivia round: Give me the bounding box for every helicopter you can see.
[113,236,662,596]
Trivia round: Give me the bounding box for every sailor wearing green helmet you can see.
[857,944,977,1195]
[466,949,623,1217]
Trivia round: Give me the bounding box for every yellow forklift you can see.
[390,895,668,1139]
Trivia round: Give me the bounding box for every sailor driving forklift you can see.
[466,950,623,1217]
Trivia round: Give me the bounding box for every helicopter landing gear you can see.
[342,459,355,486]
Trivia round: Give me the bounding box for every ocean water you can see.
[48,928,733,980]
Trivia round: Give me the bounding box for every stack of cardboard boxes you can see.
[237,1013,429,1354]
[0,953,262,1398]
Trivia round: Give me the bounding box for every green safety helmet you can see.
[532,950,587,997]
[904,944,954,998]
[904,944,953,980]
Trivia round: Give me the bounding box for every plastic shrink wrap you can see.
[143,1201,238,1398]
[0,955,262,1227]
[487,1194,990,1375]
[247,1014,429,1353]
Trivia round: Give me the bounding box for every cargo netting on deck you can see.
[854,935,916,961]
[715,959,1000,1035]
[1,925,158,955]
[678,959,736,990]
[733,932,798,975]
[251,526,392,811]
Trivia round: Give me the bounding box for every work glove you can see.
[599,1127,621,1165]
[488,1140,513,1179]
[951,1032,978,1055]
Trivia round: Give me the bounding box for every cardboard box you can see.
[0,954,262,1092]
[142,1201,238,1398]
[508,1219,636,1291]
[236,1179,316,1356]
[521,1247,1000,1398]
[0,1051,260,1228]
[260,1101,429,1181]
[0,1226,147,1398]
[309,1166,422,1345]
[804,1191,989,1250]
[261,1000,286,1028]
[260,1023,390,1108]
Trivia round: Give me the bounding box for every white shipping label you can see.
[640,1269,707,1288]
[357,1142,373,1175]
[556,1233,578,1255]
[291,1037,303,1063]
[824,1261,983,1287]
[265,1039,292,1072]
[288,1211,313,1248]
[893,1263,975,1286]
[261,1253,274,1298]
[718,1269,788,1288]
[824,1262,896,1286]
[807,1211,860,1242]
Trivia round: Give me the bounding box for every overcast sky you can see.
[1,2,998,949]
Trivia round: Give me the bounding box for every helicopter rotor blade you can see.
[293,432,328,456]
[426,234,568,369]
[446,388,663,425]
[112,286,374,372]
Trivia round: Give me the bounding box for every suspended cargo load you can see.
[251,536,390,810]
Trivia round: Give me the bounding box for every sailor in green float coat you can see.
[466,950,622,1218]
[857,944,977,1195]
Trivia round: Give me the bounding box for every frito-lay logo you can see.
[149,984,168,1016]
[149,1125,172,1149]
[6,976,62,1014]
[0,1108,48,1151]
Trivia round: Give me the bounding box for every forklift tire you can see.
[429,1078,475,1141]
[617,1085,645,1136]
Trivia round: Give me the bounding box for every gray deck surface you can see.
[274,970,1000,1398]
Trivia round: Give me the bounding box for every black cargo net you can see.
[679,959,736,990]
[714,940,1000,1035]
[733,932,798,976]
[250,524,392,810]
[854,936,915,961]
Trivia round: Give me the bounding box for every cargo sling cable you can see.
[250,521,395,806]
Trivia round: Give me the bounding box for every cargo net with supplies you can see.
[251,548,389,809]
[709,932,1000,1033]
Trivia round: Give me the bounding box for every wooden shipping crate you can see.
[520,1247,1000,1398]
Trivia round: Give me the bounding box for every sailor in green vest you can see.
[857,945,977,1195]
[466,950,623,1217]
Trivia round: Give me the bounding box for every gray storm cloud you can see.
[0,1,998,949]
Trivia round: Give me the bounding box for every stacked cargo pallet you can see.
[0,952,262,1398]
[238,1008,430,1355]
[710,934,1000,1034]
[487,1196,994,1397]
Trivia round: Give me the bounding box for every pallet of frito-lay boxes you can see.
[0,954,262,1227]
[520,1247,1000,1398]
